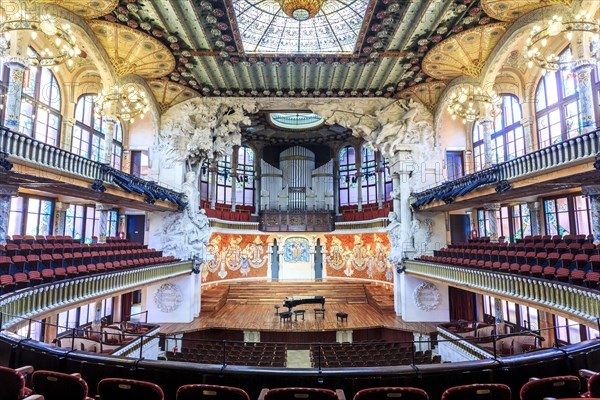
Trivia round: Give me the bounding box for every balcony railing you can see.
[405,260,600,324]
[412,128,600,208]
[0,126,186,209]
[0,261,192,330]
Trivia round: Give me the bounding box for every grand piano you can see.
[283,296,325,311]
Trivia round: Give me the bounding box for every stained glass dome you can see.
[269,113,324,129]
[232,0,368,54]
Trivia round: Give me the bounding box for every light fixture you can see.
[0,10,81,68]
[94,84,150,123]
[277,0,326,21]
[525,11,600,71]
[447,85,501,124]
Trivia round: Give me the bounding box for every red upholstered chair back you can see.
[353,387,429,400]
[441,384,511,400]
[588,372,600,397]
[0,366,28,400]
[97,378,164,400]
[519,376,580,400]
[32,370,91,400]
[264,388,339,400]
[177,384,251,400]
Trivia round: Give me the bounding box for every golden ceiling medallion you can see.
[422,22,509,80]
[148,80,200,114]
[277,0,327,21]
[32,0,119,20]
[89,20,176,79]
[397,81,448,112]
[480,0,574,22]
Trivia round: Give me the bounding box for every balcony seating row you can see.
[3,365,599,400]
[0,247,163,275]
[5,235,127,245]
[339,202,392,222]
[451,234,596,249]
[168,342,287,367]
[0,241,148,257]
[308,344,439,368]
[0,255,177,294]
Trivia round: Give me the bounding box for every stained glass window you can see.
[7,197,25,236]
[574,195,591,235]
[544,197,571,236]
[339,145,358,206]
[233,0,368,53]
[235,146,255,207]
[85,206,100,241]
[216,155,233,204]
[72,95,123,166]
[361,145,378,205]
[536,47,581,148]
[65,204,85,239]
[24,198,53,236]
[472,95,524,171]
[108,210,119,237]
[18,50,62,146]
[511,203,531,240]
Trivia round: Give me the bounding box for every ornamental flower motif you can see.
[371,24,381,32]
[222,34,232,42]
[152,29,163,37]
[367,36,377,44]
[425,77,433,82]
[437,26,448,35]
[127,20,138,28]
[117,13,129,22]
[340,58,349,64]
[248,57,257,63]
[410,57,420,64]
[363,47,372,54]
[180,57,189,64]
[452,25,464,33]
[408,81,416,87]
[376,11,387,19]
[468,7,480,16]
[418,39,429,46]
[463,16,475,25]
[263,58,272,64]
[167,35,179,43]
[178,66,186,72]
[309,58,318,64]
[411,65,420,71]
[118,6,128,13]
[126,3,139,12]
[294,57,303,64]
[431,35,443,43]
[279,57,288,64]
[170,43,180,50]
[213,8,224,17]
[418,45,428,53]
[479,17,490,25]
[104,14,117,22]
[225,45,235,52]
[217,22,228,30]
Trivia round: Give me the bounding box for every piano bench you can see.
[294,310,305,321]
[280,311,292,323]
[314,308,325,319]
[336,312,348,323]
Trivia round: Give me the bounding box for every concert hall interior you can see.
[1,0,600,399]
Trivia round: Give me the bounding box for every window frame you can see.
[543,194,592,236]
[361,144,378,205]
[7,194,55,237]
[235,146,255,207]
[339,145,359,206]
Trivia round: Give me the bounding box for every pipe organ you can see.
[260,146,334,211]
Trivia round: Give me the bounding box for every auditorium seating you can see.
[440,384,511,400]
[309,342,436,367]
[176,384,251,400]
[168,342,287,367]
[339,201,392,222]
[31,370,93,400]
[580,369,600,397]
[353,387,429,400]
[420,235,600,290]
[0,365,38,400]
[259,387,343,400]
[97,378,164,400]
[519,375,580,400]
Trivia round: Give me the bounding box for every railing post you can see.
[139,333,144,359]
[492,332,497,359]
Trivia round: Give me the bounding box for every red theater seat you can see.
[441,384,511,400]
[353,387,429,400]
[97,378,164,400]
[32,370,93,400]
[260,388,342,400]
[519,376,580,400]
[177,384,251,400]
[0,365,38,400]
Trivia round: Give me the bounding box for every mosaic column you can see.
[582,185,600,243]
[53,202,68,236]
[494,297,504,326]
[480,118,494,169]
[96,203,112,243]
[574,60,597,133]
[484,203,501,242]
[209,163,218,209]
[0,185,19,245]
[527,201,542,236]
[3,60,26,131]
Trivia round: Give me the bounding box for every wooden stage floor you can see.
[159,303,440,335]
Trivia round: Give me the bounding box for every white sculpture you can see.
[386,211,403,264]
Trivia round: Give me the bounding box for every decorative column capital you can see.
[527,201,540,211]
[582,185,600,196]
[484,203,501,211]
[95,203,114,211]
[573,58,597,72]
[0,185,19,197]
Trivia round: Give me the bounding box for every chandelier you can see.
[0,11,81,68]
[525,11,600,71]
[277,0,326,21]
[94,84,150,123]
[447,85,501,124]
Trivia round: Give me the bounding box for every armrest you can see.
[529,377,541,381]
[15,366,34,375]
[23,395,44,400]
[579,369,598,378]
[257,388,270,400]
[70,372,82,377]
[336,389,346,400]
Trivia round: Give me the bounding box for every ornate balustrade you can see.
[411,128,600,208]
[0,261,192,330]
[0,126,185,208]
[405,260,600,325]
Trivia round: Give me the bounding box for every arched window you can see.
[19,49,62,146]
[472,95,525,171]
[72,94,123,168]
[339,145,358,206]
[361,145,377,204]
[535,47,580,148]
[235,146,255,207]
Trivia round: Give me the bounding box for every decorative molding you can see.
[153,283,183,313]
[413,281,441,312]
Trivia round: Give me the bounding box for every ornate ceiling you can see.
[23,0,585,107]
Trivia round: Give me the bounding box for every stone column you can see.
[484,203,501,241]
[96,203,113,243]
[253,147,262,215]
[102,120,116,166]
[480,118,495,168]
[333,157,340,215]
[572,32,597,133]
[229,171,237,212]
[521,117,535,154]
[391,173,401,216]
[494,297,504,333]
[209,164,218,209]
[3,60,26,131]
[582,185,600,243]
[376,167,384,209]
[53,202,68,236]
[61,118,76,151]
[0,185,19,245]
[355,148,363,212]
[527,201,542,236]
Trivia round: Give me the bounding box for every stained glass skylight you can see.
[269,113,324,129]
[232,0,368,54]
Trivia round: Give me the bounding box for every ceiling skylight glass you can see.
[269,113,324,129]
[232,0,368,54]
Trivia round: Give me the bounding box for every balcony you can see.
[0,126,185,212]
[412,128,600,211]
